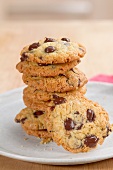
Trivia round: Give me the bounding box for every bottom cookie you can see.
[46,96,113,153]
[22,125,52,143]
[15,107,52,143]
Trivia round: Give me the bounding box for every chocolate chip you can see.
[20,52,28,62]
[61,38,70,42]
[77,59,81,64]
[39,56,43,60]
[38,129,47,131]
[78,79,81,87]
[29,42,40,51]
[38,63,49,66]
[70,68,74,72]
[47,100,51,102]
[15,119,20,123]
[74,111,80,115]
[84,135,99,148]
[45,46,55,53]
[33,111,44,118]
[53,94,59,99]
[59,74,65,76]
[50,106,55,111]
[64,118,75,130]
[21,117,27,124]
[76,124,83,130]
[87,109,96,122]
[44,37,55,43]
[103,127,112,138]
[53,97,66,105]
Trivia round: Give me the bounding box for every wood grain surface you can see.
[0,21,113,170]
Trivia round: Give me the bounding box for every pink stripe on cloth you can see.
[89,74,113,83]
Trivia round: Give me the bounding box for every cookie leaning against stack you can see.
[15,37,113,153]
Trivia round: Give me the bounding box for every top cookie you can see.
[20,37,86,64]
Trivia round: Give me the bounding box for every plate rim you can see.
[0,148,113,165]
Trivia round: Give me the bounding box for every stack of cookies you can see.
[15,37,113,153]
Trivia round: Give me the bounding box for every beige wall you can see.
[0,0,113,20]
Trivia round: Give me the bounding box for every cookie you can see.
[23,90,85,111]
[20,37,86,64]
[22,125,52,143]
[46,96,112,153]
[15,107,48,130]
[23,85,86,102]
[16,59,81,77]
[23,97,51,111]
[22,67,88,92]
[15,108,52,142]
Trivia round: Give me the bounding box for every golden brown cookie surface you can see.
[22,67,88,92]
[46,96,112,153]
[20,37,86,64]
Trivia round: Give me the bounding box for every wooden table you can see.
[0,21,113,170]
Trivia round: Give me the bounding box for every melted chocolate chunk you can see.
[70,68,74,72]
[38,129,47,131]
[53,94,59,99]
[45,46,55,53]
[76,124,83,130]
[20,52,28,62]
[78,79,81,87]
[21,117,27,124]
[15,119,20,123]
[29,42,40,51]
[33,111,44,118]
[44,37,55,43]
[84,135,99,148]
[103,127,112,138]
[74,111,80,115]
[59,74,65,76]
[77,59,81,64]
[61,38,70,42]
[87,109,96,122]
[39,56,43,60]
[50,106,55,111]
[64,118,75,130]
[53,97,66,105]
[47,100,51,102]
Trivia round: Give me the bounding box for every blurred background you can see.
[0,0,113,21]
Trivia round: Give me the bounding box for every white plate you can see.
[0,82,113,165]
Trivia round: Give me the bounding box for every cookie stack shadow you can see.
[15,37,113,152]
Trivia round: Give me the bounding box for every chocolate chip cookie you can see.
[16,59,81,77]
[15,107,52,142]
[23,85,86,102]
[20,37,86,64]
[22,125,52,143]
[46,96,112,153]
[23,97,51,111]
[22,67,88,92]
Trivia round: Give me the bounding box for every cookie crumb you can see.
[24,137,29,141]
[49,147,53,151]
